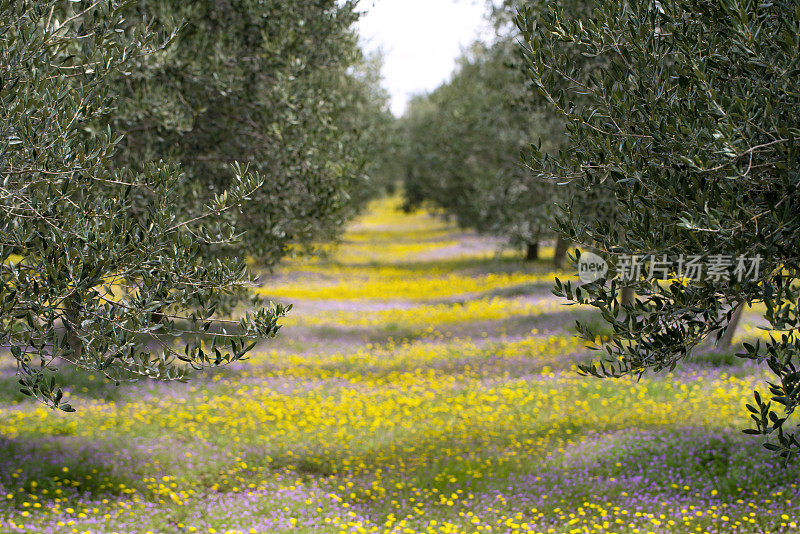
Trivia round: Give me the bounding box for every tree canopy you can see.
[0,0,388,410]
[518,0,800,458]
[111,0,383,266]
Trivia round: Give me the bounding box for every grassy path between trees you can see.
[0,197,797,533]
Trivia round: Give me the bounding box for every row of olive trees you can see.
[398,6,579,268]
[0,0,391,410]
[517,0,800,458]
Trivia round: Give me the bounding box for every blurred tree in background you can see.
[333,51,399,210]
[518,0,800,457]
[111,0,388,267]
[399,3,570,266]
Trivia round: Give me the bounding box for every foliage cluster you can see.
[1,0,389,409]
[519,0,800,456]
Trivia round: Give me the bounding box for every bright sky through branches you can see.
[357,0,492,116]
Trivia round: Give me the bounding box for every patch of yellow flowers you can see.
[261,269,558,301]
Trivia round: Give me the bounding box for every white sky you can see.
[356,0,493,117]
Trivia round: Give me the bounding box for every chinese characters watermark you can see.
[616,254,762,283]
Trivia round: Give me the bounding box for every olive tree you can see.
[330,51,398,211]
[400,38,568,264]
[518,0,800,458]
[111,0,372,266]
[1,0,287,411]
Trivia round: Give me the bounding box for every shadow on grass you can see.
[284,306,602,348]
[0,435,142,502]
[0,360,133,405]
[263,254,560,278]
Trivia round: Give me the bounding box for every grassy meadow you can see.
[0,197,797,534]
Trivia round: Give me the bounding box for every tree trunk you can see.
[525,242,539,262]
[717,304,744,348]
[620,287,634,306]
[63,298,83,359]
[554,237,569,270]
